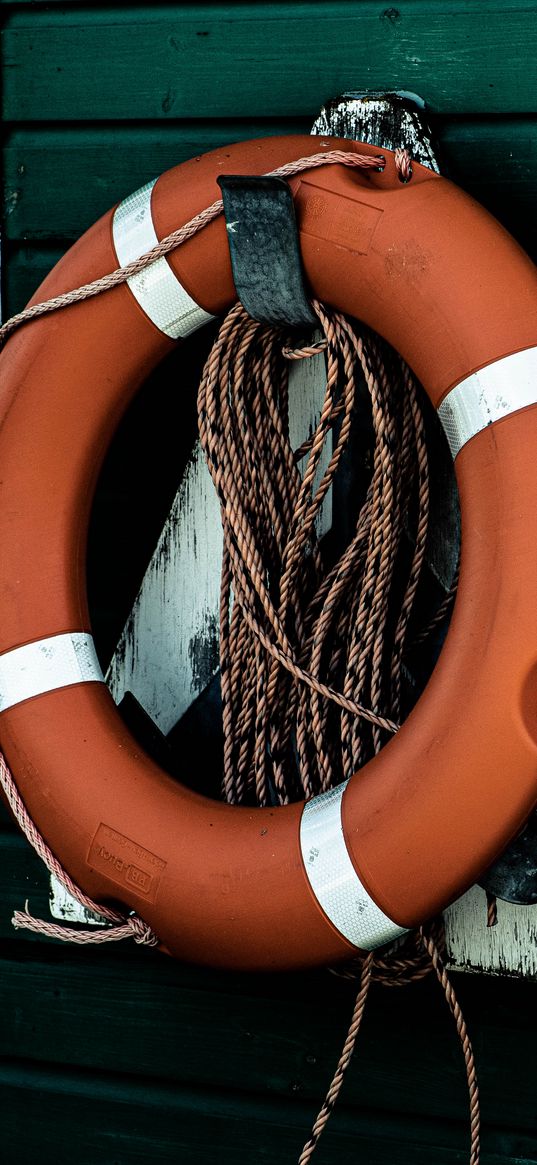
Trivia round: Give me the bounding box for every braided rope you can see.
[0,752,158,946]
[420,927,481,1164]
[298,953,374,1165]
[198,300,443,800]
[12,903,158,946]
[394,146,413,183]
[0,149,384,350]
[486,891,498,928]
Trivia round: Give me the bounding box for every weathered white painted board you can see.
[107,440,223,734]
[49,874,108,927]
[444,887,537,979]
[106,348,329,733]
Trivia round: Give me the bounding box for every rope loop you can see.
[0,753,160,949]
[10,899,159,947]
[394,146,413,183]
[127,912,161,946]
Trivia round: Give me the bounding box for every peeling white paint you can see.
[107,440,223,734]
[445,886,537,979]
[49,874,110,927]
[106,349,330,735]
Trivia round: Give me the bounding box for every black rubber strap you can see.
[217,175,317,327]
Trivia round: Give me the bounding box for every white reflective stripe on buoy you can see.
[112,179,215,339]
[0,633,104,713]
[300,782,408,950]
[438,347,537,459]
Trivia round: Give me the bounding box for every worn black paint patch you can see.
[167,671,224,798]
[480,813,537,904]
[188,615,219,692]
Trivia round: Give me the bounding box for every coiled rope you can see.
[0,146,479,1163]
[198,296,478,1164]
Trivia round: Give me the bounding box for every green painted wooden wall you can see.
[1,3,537,1162]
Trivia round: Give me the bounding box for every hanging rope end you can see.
[12,901,32,931]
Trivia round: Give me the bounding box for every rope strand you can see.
[420,927,481,1165]
[0,149,385,350]
[298,953,374,1165]
[0,752,159,947]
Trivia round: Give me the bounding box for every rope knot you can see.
[394,147,413,183]
[127,912,160,946]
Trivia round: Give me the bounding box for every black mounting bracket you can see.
[217,174,317,328]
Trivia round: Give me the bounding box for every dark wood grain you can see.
[0,942,536,1134]
[1,1052,536,1165]
[2,3,537,121]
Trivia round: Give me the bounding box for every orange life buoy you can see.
[1,134,537,970]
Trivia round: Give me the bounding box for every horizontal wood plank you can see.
[0,945,536,1133]
[2,121,305,240]
[1,243,67,316]
[2,119,536,243]
[2,3,537,121]
[0,1055,535,1165]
